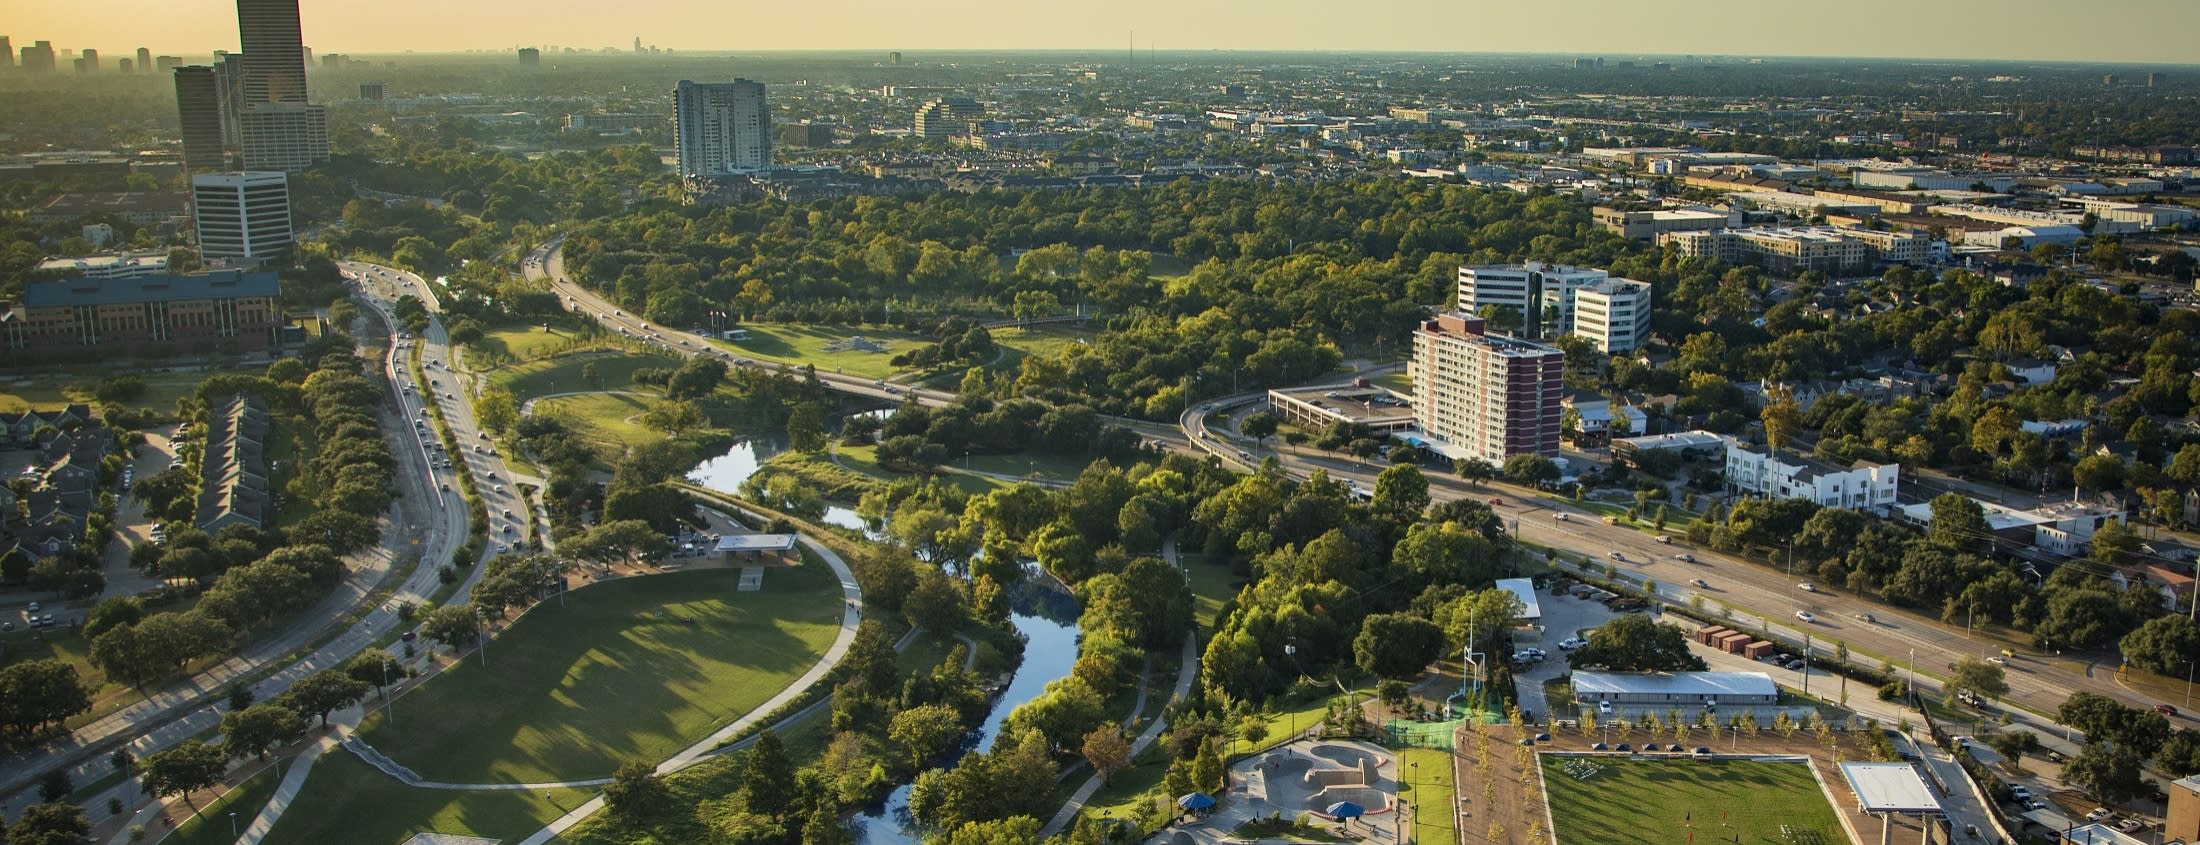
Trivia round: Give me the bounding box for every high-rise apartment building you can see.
[137,47,151,72]
[22,41,56,73]
[1456,263,1612,340]
[359,82,385,100]
[1407,313,1565,463]
[237,0,309,103]
[175,67,233,173]
[76,49,98,73]
[673,79,770,176]
[191,172,293,263]
[1571,278,1654,354]
[518,47,540,66]
[1,37,12,68]
[238,102,329,173]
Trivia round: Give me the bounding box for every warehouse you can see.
[1570,671,1778,706]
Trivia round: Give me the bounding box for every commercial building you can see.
[913,100,961,140]
[1570,671,1778,707]
[673,79,770,176]
[2168,774,2200,845]
[191,172,293,263]
[1661,226,1933,274]
[237,102,328,173]
[1406,313,1564,463]
[1593,206,1732,240]
[1724,439,1900,509]
[35,251,170,280]
[1850,167,2014,193]
[236,0,310,104]
[1892,498,2122,559]
[30,192,191,226]
[174,66,234,173]
[358,82,385,100]
[566,112,665,132]
[1613,430,1727,466]
[1264,384,1416,435]
[517,47,540,66]
[20,41,57,73]
[0,270,284,360]
[1456,263,1610,339]
[1571,278,1652,353]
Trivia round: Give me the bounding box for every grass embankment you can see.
[1540,757,1842,845]
[489,350,679,403]
[1179,551,1243,630]
[160,765,282,845]
[258,753,590,845]
[360,567,842,785]
[705,323,928,379]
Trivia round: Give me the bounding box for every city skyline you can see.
[8,0,2200,65]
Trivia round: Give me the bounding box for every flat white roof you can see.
[715,534,798,553]
[1495,578,1540,621]
[1838,762,1944,815]
[1571,671,1776,698]
[2062,823,2147,845]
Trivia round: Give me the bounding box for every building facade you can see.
[1571,278,1653,353]
[237,102,328,173]
[236,0,310,104]
[1,270,283,360]
[1407,313,1564,463]
[191,172,293,263]
[174,66,233,173]
[1594,206,1731,240]
[1724,439,1900,509]
[673,79,770,176]
[1456,263,1611,339]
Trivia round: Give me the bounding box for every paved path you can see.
[228,734,340,845]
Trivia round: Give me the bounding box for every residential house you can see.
[195,394,271,532]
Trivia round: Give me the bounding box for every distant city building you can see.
[566,112,665,132]
[914,96,983,139]
[1572,278,1653,354]
[75,49,98,74]
[1663,226,1928,273]
[673,79,770,176]
[778,122,836,147]
[20,41,56,73]
[0,37,11,68]
[155,56,182,72]
[358,81,385,100]
[1724,438,1900,509]
[889,51,902,64]
[191,171,293,263]
[1406,312,1564,463]
[237,102,329,173]
[0,270,284,361]
[35,251,171,280]
[174,66,233,173]
[517,47,540,66]
[137,47,151,71]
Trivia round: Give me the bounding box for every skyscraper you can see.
[673,79,770,176]
[1,37,13,68]
[192,171,294,264]
[238,102,330,173]
[237,0,309,103]
[518,47,540,66]
[77,49,98,74]
[137,47,151,72]
[1407,313,1564,463]
[22,41,56,73]
[175,67,232,173]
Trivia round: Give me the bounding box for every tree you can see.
[475,387,519,433]
[9,802,91,845]
[638,399,708,435]
[220,703,304,760]
[1760,386,1803,453]
[787,401,829,453]
[603,759,674,822]
[420,603,481,651]
[1501,453,1560,488]
[1081,725,1133,782]
[2119,615,2200,676]
[346,648,405,699]
[282,668,370,727]
[0,659,91,736]
[140,741,228,801]
[663,357,728,400]
[37,768,72,802]
[2072,454,2128,493]
[1353,613,1445,678]
[889,703,966,772]
[1454,458,1498,486]
[1566,614,1707,673]
[740,730,797,818]
[1947,658,2009,702]
[1371,463,1431,522]
[943,817,1045,845]
[1240,410,1279,452]
[1926,492,1989,553]
[2064,742,2148,804]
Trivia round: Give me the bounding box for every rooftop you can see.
[1495,578,1540,621]
[1837,762,1944,815]
[1570,671,1777,698]
[23,270,281,309]
[1615,430,1726,452]
[715,534,798,553]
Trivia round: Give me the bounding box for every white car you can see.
[1797,582,1817,592]
[1689,578,1709,588]
[1794,611,1816,623]
[1554,512,1571,521]
[1558,637,1587,650]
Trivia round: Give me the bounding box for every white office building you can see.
[1572,278,1653,353]
[1724,438,1899,509]
[1456,263,1611,339]
[191,172,293,264]
[35,251,171,280]
[674,79,770,176]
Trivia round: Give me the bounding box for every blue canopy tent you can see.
[1177,792,1217,813]
[1326,801,1366,824]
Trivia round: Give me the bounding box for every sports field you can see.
[1540,756,1843,845]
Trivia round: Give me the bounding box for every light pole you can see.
[229,812,238,837]
[477,608,490,668]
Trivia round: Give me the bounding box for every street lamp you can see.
[229,812,238,837]
[477,608,490,668]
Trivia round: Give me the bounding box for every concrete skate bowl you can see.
[1285,743,1395,817]
[1161,831,1195,845]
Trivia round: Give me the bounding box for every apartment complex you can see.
[1724,439,1900,509]
[191,172,293,263]
[196,393,271,532]
[673,79,771,176]
[914,96,984,140]
[1663,226,1929,274]
[1407,313,1565,463]
[1593,206,1732,240]
[0,270,284,360]
[1572,278,1653,353]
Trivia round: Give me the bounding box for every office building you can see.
[359,81,385,100]
[1594,206,1732,240]
[1406,313,1565,463]
[237,0,309,103]
[0,270,284,361]
[175,66,232,173]
[2168,775,2199,845]
[35,251,171,280]
[21,41,56,73]
[0,37,11,68]
[914,96,983,140]
[518,47,540,66]
[1456,263,1610,339]
[154,56,182,72]
[76,49,98,73]
[1724,439,1899,509]
[1572,278,1653,353]
[237,102,329,172]
[191,172,293,263]
[673,79,770,176]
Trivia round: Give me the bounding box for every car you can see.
[2116,819,2145,833]
[2007,786,2032,800]
[2086,808,2113,822]
[26,601,40,613]
[501,509,515,518]
[1608,551,1625,561]
[400,630,417,643]
[2026,799,2049,811]
[1615,743,1632,753]
[494,484,507,493]
[1798,582,1817,592]
[1675,553,1696,563]
[1987,655,2008,665]
[1689,578,1709,588]
[1488,497,1503,506]
[439,483,450,491]
[1656,535,1672,543]
[2156,704,2180,717]
[2046,750,2065,763]
[503,525,517,535]
[1795,610,1816,623]
[1554,512,1571,521]
[1641,743,1661,751]
[1598,701,1613,714]
[1693,747,1712,756]
[1558,637,1587,650]
[485,472,498,480]
[1590,742,1608,751]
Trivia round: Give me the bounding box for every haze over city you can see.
[9,0,2200,62]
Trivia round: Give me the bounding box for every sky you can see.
[10,0,2200,65]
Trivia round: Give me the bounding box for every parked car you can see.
[1689,578,1709,588]
[1488,497,1503,506]
[1558,637,1587,650]
[1608,551,1625,561]
[1655,535,1672,544]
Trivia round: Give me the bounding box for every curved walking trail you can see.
[1039,535,1202,838]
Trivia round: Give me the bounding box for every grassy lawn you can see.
[1180,551,1243,630]
[259,753,589,845]
[0,365,269,415]
[960,450,1096,482]
[830,443,1004,496]
[531,392,659,451]
[471,324,591,365]
[988,325,1097,372]
[706,324,927,379]
[1540,757,1842,845]
[164,764,281,845]
[1372,371,1412,393]
[1398,748,1456,845]
[360,567,842,784]
[490,350,679,403]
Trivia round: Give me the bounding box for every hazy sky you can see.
[11,0,2199,64]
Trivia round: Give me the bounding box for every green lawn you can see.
[705,324,927,379]
[1399,749,1456,845]
[988,325,1097,372]
[0,365,270,415]
[1540,757,1842,845]
[531,392,659,451]
[960,450,1096,483]
[1372,371,1413,393]
[1180,551,1243,630]
[359,567,842,784]
[472,325,589,364]
[163,764,282,845]
[259,753,589,845]
[490,351,680,403]
[831,443,1004,496]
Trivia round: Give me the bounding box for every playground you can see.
[1155,739,1406,845]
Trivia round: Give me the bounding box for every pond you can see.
[686,437,873,536]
